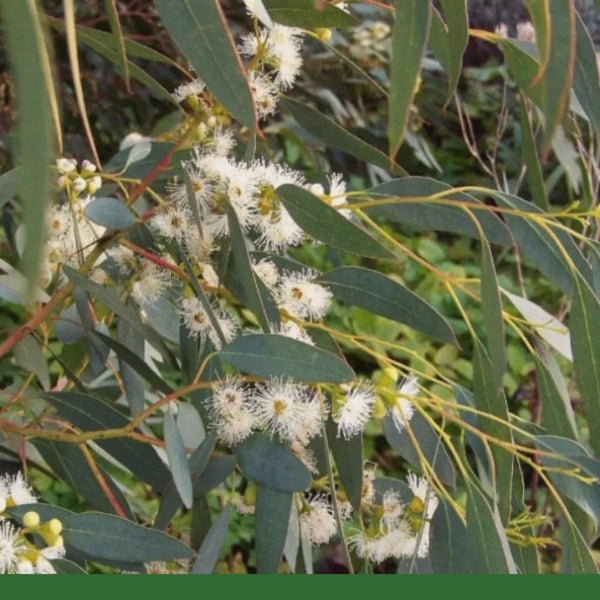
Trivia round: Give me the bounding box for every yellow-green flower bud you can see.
[315,28,332,42]
[23,511,40,528]
[379,366,399,390]
[373,395,388,420]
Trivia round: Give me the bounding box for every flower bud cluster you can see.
[1,472,65,574]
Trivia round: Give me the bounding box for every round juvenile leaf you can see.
[219,334,354,383]
[234,434,311,492]
[84,197,136,229]
[62,512,195,562]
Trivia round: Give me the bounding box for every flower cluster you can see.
[0,472,66,574]
[348,473,439,563]
[40,158,106,286]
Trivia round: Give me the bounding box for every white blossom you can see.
[335,381,375,439]
[300,495,336,545]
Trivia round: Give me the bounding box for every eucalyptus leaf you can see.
[277,184,392,259]
[318,267,457,345]
[234,434,311,492]
[220,334,354,383]
[255,485,293,574]
[62,512,195,562]
[191,506,230,574]
[164,411,193,509]
[155,0,256,130]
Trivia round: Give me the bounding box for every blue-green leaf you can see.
[365,177,511,246]
[480,240,505,388]
[155,0,256,131]
[255,485,293,574]
[282,97,407,176]
[44,391,171,490]
[164,411,193,509]
[220,334,354,383]
[472,338,513,523]
[574,13,600,140]
[277,184,392,259]
[262,0,357,28]
[429,1,468,103]
[326,416,363,510]
[85,197,135,229]
[191,505,231,574]
[388,0,431,158]
[1,0,56,290]
[62,512,195,562]
[33,439,133,519]
[465,483,518,573]
[570,275,600,457]
[235,434,310,492]
[226,203,278,331]
[318,266,457,345]
[382,410,456,488]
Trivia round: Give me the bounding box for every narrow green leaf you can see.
[13,333,50,391]
[226,204,278,331]
[382,411,456,488]
[326,416,363,510]
[50,559,88,574]
[536,343,578,440]
[63,265,177,367]
[93,329,173,397]
[33,440,133,519]
[519,97,549,210]
[220,334,354,383]
[47,19,177,103]
[498,38,543,107]
[1,0,55,290]
[262,0,357,28]
[388,0,431,158]
[44,391,171,490]
[62,20,188,72]
[255,485,293,574]
[116,319,146,417]
[191,506,231,574]
[193,456,235,496]
[527,0,576,153]
[105,0,130,91]
[366,177,511,246]
[234,433,311,492]
[63,512,195,562]
[472,338,513,523]
[573,14,600,140]
[318,266,457,345]
[155,0,256,130]
[465,483,518,573]
[494,192,592,295]
[570,275,600,457]
[480,240,505,388]
[277,185,392,259]
[190,495,211,552]
[84,197,136,230]
[429,499,473,573]
[558,514,599,573]
[535,435,600,531]
[281,97,407,176]
[502,290,572,360]
[429,0,468,103]
[164,411,193,510]
[0,168,18,210]
[104,142,174,178]
[154,436,216,530]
